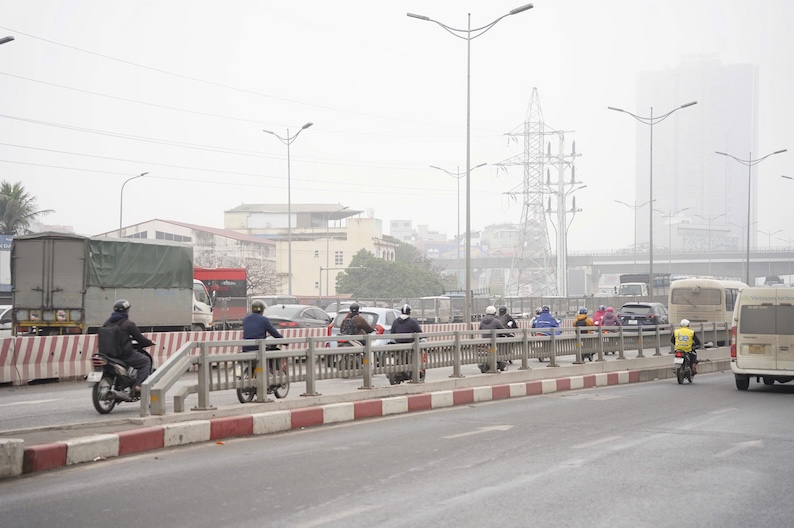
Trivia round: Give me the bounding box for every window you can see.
[124,231,147,239]
[725,288,740,312]
[314,250,319,258]
[670,288,721,306]
[155,231,192,242]
[334,251,344,266]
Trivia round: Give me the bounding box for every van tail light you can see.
[730,325,737,358]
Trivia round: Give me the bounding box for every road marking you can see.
[572,435,622,449]
[710,407,738,415]
[715,439,764,458]
[292,505,378,528]
[443,425,513,439]
[0,399,60,408]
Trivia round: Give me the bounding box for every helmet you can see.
[498,306,508,316]
[485,306,497,315]
[606,306,614,312]
[349,303,360,314]
[251,299,265,313]
[579,307,588,314]
[400,304,412,315]
[534,307,542,316]
[681,318,690,327]
[599,305,606,311]
[542,306,550,313]
[113,299,131,312]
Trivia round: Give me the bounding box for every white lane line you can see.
[0,399,61,408]
[572,435,622,449]
[715,439,764,458]
[443,425,514,439]
[292,505,379,528]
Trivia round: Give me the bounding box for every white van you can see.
[405,296,453,324]
[731,286,794,390]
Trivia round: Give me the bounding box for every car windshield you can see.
[620,305,653,315]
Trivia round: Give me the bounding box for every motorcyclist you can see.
[671,318,701,374]
[497,305,517,333]
[242,299,283,351]
[479,305,506,336]
[593,305,607,326]
[600,306,621,329]
[533,306,560,335]
[102,299,153,395]
[574,307,594,332]
[529,307,542,328]
[390,304,422,342]
[339,303,375,343]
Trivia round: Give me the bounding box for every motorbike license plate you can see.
[749,344,766,354]
[674,357,684,365]
[86,371,102,383]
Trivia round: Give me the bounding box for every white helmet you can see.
[680,319,690,327]
[485,305,497,315]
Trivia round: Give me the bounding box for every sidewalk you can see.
[0,349,730,479]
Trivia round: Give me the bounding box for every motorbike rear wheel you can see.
[236,368,256,403]
[271,375,289,399]
[686,367,693,383]
[92,376,116,414]
[676,367,684,385]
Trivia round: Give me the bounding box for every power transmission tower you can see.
[499,88,557,296]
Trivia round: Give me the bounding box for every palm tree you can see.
[0,181,54,235]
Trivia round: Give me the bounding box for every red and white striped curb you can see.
[1,370,639,478]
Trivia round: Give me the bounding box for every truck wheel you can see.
[735,375,750,391]
[763,377,775,386]
[191,324,204,332]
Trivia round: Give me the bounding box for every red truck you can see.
[193,267,248,330]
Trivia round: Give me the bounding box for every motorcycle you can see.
[385,338,427,385]
[88,344,153,414]
[674,347,697,384]
[236,345,289,402]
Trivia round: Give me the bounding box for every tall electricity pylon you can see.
[499,88,557,296]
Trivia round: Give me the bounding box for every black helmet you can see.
[400,304,412,315]
[579,307,588,314]
[251,299,265,313]
[498,305,508,315]
[542,305,550,313]
[113,299,131,312]
[349,303,360,314]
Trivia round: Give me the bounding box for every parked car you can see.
[0,305,11,337]
[262,304,332,329]
[617,302,669,330]
[324,301,366,320]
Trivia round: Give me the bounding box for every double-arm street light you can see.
[119,172,149,237]
[409,4,533,324]
[715,149,787,285]
[0,36,14,45]
[694,213,726,275]
[658,207,689,272]
[263,122,313,296]
[615,199,654,273]
[430,163,487,289]
[609,101,697,296]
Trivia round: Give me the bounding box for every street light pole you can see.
[715,149,787,285]
[263,122,313,296]
[609,101,697,296]
[430,163,486,289]
[119,172,149,237]
[409,4,533,325]
[615,199,654,273]
[0,36,14,45]
[758,228,783,276]
[694,213,726,276]
[324,205,348,298]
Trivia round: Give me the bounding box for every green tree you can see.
[0,181,53,235]
[335,248,445,298]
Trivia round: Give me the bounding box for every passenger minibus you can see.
[668,278,747,345]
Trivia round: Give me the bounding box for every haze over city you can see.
[1,0,792,252]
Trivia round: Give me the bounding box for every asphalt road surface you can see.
[3,371,794,527]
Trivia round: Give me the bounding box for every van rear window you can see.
[740,305,794,335]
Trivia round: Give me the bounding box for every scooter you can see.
[385,339,427,385]
[674,347,697,384]
[88,345,153,414]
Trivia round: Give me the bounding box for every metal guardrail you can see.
[140,323,730,417]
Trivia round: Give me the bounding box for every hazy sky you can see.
[1,0,792,251]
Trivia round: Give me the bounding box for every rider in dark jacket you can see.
[391,304,422,343]
[242,299,283,351]
[103,299,154,393]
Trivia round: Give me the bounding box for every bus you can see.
[668,278,747,345]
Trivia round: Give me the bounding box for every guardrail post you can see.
[547,331,559,367]
[574,327,583,364]
[192,342,217,411]
[489,331,498,373]
[302,338,319,396]
[636,326,645,359]
[256,342,266,403]
[618,327,626,360]
[450,331,463,378]
[653,325,662,356]
[519,329,530,370]
[411,337,422,383]
[359,336,373,389]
